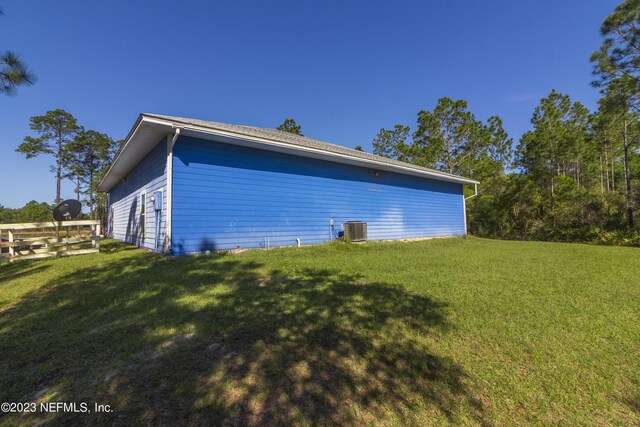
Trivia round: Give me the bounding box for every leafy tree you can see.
[92,166,112,228]
[16,110,81,205]
[458,116,512,181]
[592,110,618,194]
[409,98,512,180]
[458,0,640,244]
[591,0,640,111]
[19,200,52,222]
[599,78,640,228]
[591,1,640,230]
[369,99,512,182]
[467,174,545,239]
[372,124,410,161]
[516,90,592,220]
[473,85,638,241]
[276,118,303,136]
[411,98,476,173]
[0,204,16,223]
[64,130,117,219]
[0,201,52,223]
[566,102,593,189]
[0,6,36,95]
[479,116,513,178]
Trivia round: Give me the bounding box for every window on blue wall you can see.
[140,193,145,240]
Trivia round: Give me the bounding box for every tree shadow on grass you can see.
[623,380,640,418]
[97,239,140,253]
[0,261,50,283]
[0,242,486,426]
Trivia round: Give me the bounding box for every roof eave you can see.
[97,115,176,192]
[98,115,479,192]
[177,125,480,185]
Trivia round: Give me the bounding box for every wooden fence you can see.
[0,220,101,262]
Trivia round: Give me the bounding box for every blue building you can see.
[97,114,478,255]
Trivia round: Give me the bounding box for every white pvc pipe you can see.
[465,183,479,200]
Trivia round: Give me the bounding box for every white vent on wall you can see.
[343,222,367,242]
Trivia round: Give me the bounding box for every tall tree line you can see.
[371,88,639,243]
[372,98,512,183]
[367,0,640,245]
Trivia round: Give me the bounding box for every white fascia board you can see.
[97,117,175,192]
[97,115,144,192]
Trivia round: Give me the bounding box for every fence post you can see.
[95,224,101,250]
[8,229,14,257]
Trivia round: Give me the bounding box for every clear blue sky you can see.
[0,0,619,208]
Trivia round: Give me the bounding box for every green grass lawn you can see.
[0,237,638,426]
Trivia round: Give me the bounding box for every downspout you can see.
[165,128,181,254]
[463,183,478,236]
[465,183,478,201]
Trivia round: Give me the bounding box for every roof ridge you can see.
[144,113,349,148]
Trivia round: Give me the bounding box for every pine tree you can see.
[16,110,81,205]
[276,118,303,136]
[0,7,36,95]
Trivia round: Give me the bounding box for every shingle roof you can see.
[142,113,478,185]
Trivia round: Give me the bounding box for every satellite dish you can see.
[53,199,82,221]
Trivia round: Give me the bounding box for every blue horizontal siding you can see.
[108,140,167,252]
[171,136,465,254]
